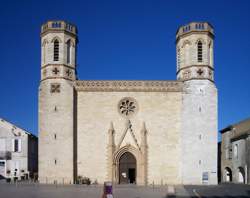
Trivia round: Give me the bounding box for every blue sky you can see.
[0,0,249,140]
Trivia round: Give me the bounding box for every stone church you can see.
[39,21,218,185]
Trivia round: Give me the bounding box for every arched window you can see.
[43,45,46,64]
[184,44,190,66]
[234,144,238,158]
[42,39,48,65]
[66,40,71,64]
[54,40,59,61]
[209,42,213,66]
[197,41,203,62]
[177,48,180,70]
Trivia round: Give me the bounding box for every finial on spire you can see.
[109,121,114,131]
[141,122,147,134]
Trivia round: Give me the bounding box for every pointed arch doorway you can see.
[119,152,136,184]
[112,145,147,185]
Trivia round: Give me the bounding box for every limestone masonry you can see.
[39,21,218,185]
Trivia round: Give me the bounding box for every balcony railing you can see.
[0,151,12,160]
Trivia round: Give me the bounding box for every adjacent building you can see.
[0,118,38,181]
[220,118,250,184]
[39,21,218,185]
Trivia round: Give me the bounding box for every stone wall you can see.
[76,86,182,185]
[39,79,75,184]
[181,80,218,184]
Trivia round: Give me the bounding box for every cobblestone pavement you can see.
[0,183,168,198]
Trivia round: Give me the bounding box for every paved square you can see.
[0,183,168,198]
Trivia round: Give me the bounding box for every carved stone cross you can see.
[197,68,204,76]
[66,69,72,77]
[52,67,60,75]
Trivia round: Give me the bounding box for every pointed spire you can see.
[109,121,114,131]
[142,122,146,132]
[141,122,147,133]
[140,122,147,148]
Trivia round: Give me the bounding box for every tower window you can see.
[234,144,238,159]
[66,40,71,64]
[54,40,59,61]
[13,139,21,152]
[14,139,19,152]
[197,41,203,62]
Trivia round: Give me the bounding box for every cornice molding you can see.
[176,65,214,75]
[181,77,214,83]
[41,64,75,70]
[40,76,73,82]
[40,29,77,39]
[74,80,183,92]
[176,31,214,43]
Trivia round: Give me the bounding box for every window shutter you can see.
[18,139,22,152]
[12,139,15,152]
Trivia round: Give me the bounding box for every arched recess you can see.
[182,40,191,66]
[65,39,75,65]
[51,36,62,43]
[42,39,48,64]
[113,144,146,185]
[195,38,206,45]
[238,167,245,183]
[208,40,213,66]
[66,40,71,64]
[224,167,232,182]
[42,39,49,46]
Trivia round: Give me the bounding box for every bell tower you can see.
[176,22,218,184]
[39,21,78,184]
[176,22,214,81]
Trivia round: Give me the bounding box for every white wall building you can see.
[220,118,250,184]
[0,118,38,181]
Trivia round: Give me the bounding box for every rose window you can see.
[118,97,138,117]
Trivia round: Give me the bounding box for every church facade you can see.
[39,21,218,185]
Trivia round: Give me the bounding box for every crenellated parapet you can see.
[176,22,214,41]
[41,20,77,37]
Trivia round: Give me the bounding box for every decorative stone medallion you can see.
[50,83,61,93]
[118,97,138,118]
